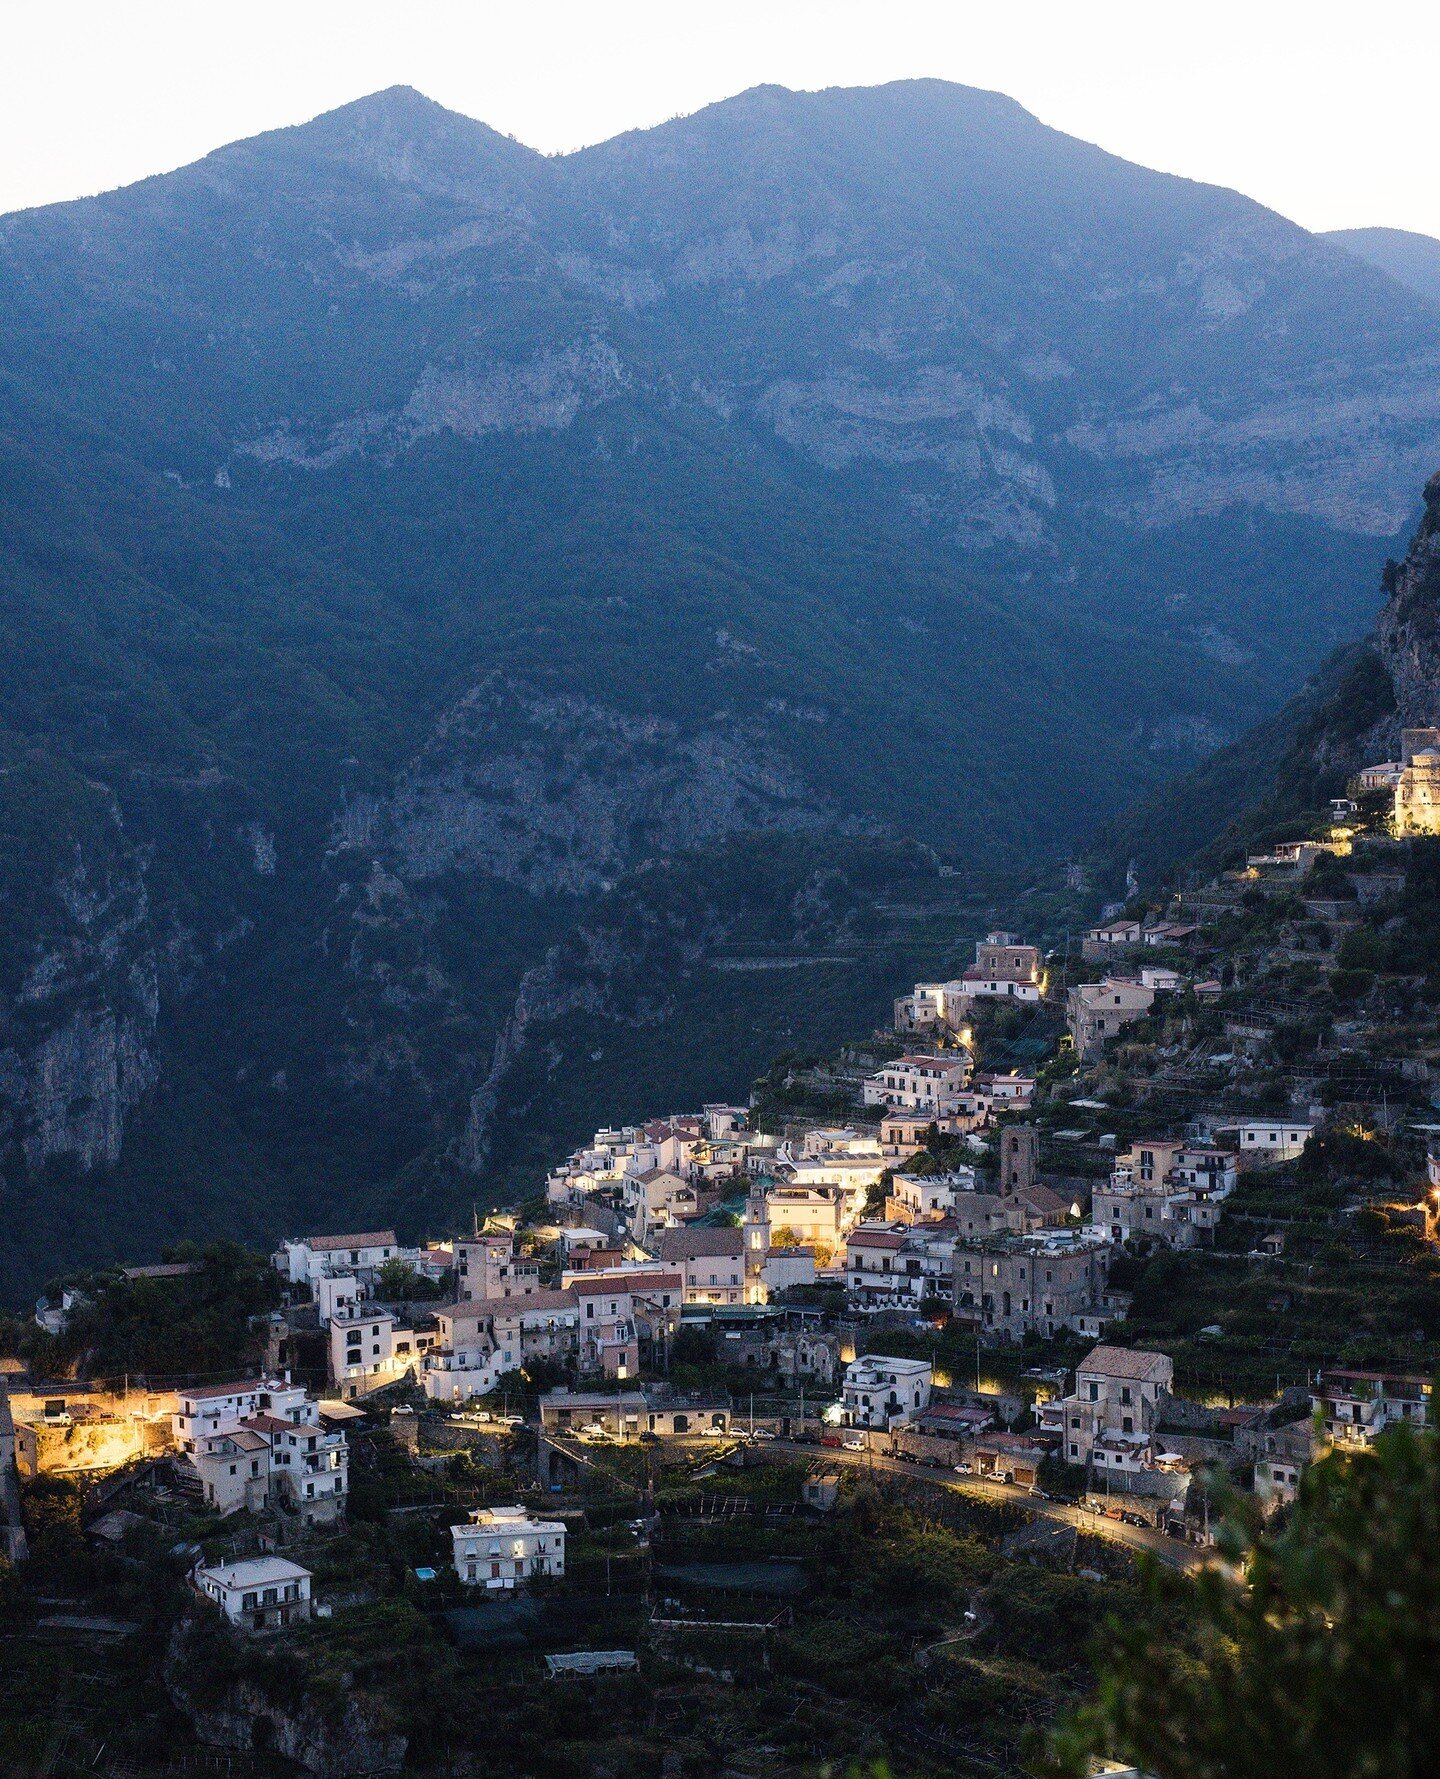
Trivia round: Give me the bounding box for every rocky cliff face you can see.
[1372,473,1440,738]
[339,677,836,896]
[1298,468,1440,780]
[0,815,160,1172]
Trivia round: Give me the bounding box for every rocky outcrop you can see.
[242,337,630,469]
[166,1614,406,1777]
[336,678,834,897]
[1372,471,1440,736]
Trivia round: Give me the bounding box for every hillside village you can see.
[3,741,1440,1776]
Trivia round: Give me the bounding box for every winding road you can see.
[766,1440,1205,1570]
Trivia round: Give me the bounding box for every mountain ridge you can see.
[1326,225,1440,309]
[1,78,1438,1297]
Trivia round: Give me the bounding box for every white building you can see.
[329,1302,411,1396]
[424,1290,583,1402]
[174,1379,310,1454]
[889,1172,962,1220]
[762,1183,849,1252]
[1231,1121,1314,1164]
[314,1273,361,1325]
[178,1380,349,1524]
[1314,1369,1431,1448]
[845,1224,954,1306]
[762,1247,817,1292]
[621,1168,695,1241]
[452,1505,566,1588]
[841,1355,933,1429]
[862,1054,973,1117]
[277,1230,401,1288]
[194,1556,312,1633]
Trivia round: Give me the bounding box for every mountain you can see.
[1095,469,1440,888]
[1327,226,1440,309]
[3,80,1440,1296]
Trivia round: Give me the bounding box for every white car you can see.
[953,1462,973,1475]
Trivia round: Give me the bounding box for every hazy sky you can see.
[2,1,1436,235]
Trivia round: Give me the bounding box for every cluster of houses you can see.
[836,1116,1256,1346]
[830,1332,1433,1526]
[169,1337,1436,1637]
[10,866,1434,1652]
[893,933,1045,1033]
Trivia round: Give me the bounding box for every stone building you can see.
[952,1230,1113,1341]
[1045,1345,1173,1477]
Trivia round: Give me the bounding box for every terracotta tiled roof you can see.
[1077,1345,1171,1382]
[302,1230,398,1253]
[656,1228,743,1261]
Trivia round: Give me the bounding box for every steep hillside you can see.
[1327,225,1440,308]
[2,81,1439,1293]
[1095,470,1440,889]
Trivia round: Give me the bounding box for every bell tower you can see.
[1001,1125,1039,1197]
[742,1182,771,1305]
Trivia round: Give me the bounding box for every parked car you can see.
[750,1429,776,1441]
[953,1462,973,1475]
[842,1434,866,1452]
[821,1434,842,1449]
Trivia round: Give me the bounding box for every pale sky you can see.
[1,1,1436,237]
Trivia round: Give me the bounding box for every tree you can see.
[1038,1421,1440,1778]
[375,1258,421,1301]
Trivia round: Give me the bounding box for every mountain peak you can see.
[208,83,546,207]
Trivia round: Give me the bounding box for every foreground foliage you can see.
[1042,1421,1440,1779]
